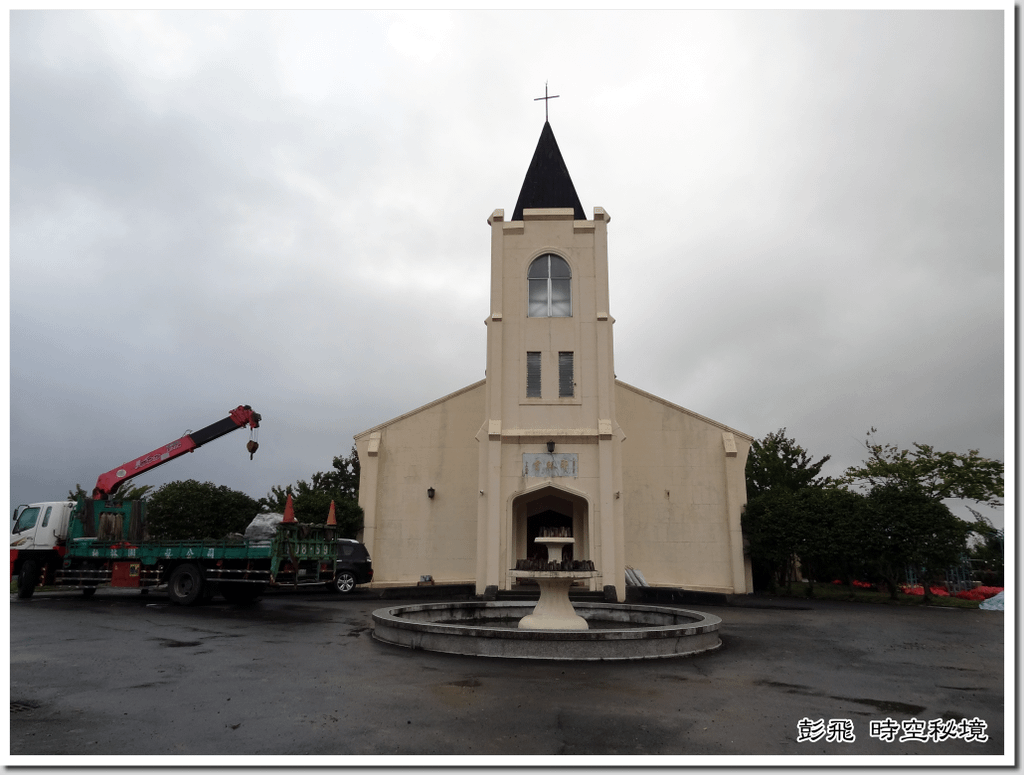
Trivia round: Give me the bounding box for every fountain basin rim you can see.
[371,601,723,659]
[372,600,721,641]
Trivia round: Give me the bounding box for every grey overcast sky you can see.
[9,8,1011,529]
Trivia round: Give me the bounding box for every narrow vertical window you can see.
[528,263,548,317]
[526,352,542,398]
[558,352,574,398]
[549,258,571,317]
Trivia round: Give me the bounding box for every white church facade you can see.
[355,122,752,601]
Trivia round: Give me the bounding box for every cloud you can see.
[9,9,1007,530]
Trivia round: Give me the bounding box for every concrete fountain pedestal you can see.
[512,536,596,630]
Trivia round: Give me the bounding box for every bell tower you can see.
[476,121,626,601]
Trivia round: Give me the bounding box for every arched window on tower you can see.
[528,254,572,317]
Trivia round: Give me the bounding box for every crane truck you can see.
[11,405,341,605]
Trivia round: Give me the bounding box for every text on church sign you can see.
[523,453,578,478]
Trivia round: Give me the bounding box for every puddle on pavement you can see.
[151,639,203,648]
[830,696,926,715]
[430,678,483,707]
[755,680,812,693]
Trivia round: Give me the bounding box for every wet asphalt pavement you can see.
[9,586,1006,761]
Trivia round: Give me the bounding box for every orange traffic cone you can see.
[282,494,296,524]
[327,500,337,526]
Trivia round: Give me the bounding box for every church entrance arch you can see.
[508,486,591,589]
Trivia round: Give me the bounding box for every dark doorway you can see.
[526,510,573,562]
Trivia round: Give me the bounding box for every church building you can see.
[354,122,753,601]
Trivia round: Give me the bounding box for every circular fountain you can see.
[372,531,723,661]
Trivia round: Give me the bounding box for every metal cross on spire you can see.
[534,82,560,122]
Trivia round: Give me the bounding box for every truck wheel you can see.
[168,564,203,605]
[16,561,38,599]
[81,586,97,598]
[330,570,357,594]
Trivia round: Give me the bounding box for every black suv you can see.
[329,539,373,593]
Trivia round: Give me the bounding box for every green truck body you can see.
[52,498,338,604]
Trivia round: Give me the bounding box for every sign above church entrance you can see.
[523,453,578,478]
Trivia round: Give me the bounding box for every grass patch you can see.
[760,581,982,609]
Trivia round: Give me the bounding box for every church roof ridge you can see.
[353,379,487,439]
[615,380,754,441]
[511,121,584,221]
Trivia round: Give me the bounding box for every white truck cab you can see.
[10,501,76,597]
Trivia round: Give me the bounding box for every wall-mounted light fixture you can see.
[546,440,555,453]
[427,487,435,499]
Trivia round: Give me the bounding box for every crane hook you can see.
[247,440,259,460]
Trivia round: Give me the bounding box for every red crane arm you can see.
[92,405,261,500]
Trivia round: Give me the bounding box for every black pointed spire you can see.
[512,122,585,221]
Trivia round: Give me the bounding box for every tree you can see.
[259,447,363,538]
[841,428,1004,507]
[966,508,1004,585]
[743,429,836,593]
[741,492,798,592]
[840,429,1002,599]
[68,483,154,501]
[790,487,872,597]
[745,428,832,500]
[742,486,870,596]
[146,480,261,540]
[864,482,973,601]
[320,446,360,501]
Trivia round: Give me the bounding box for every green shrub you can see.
[146,479,260,540]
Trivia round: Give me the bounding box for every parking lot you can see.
[9,586,1007,762]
